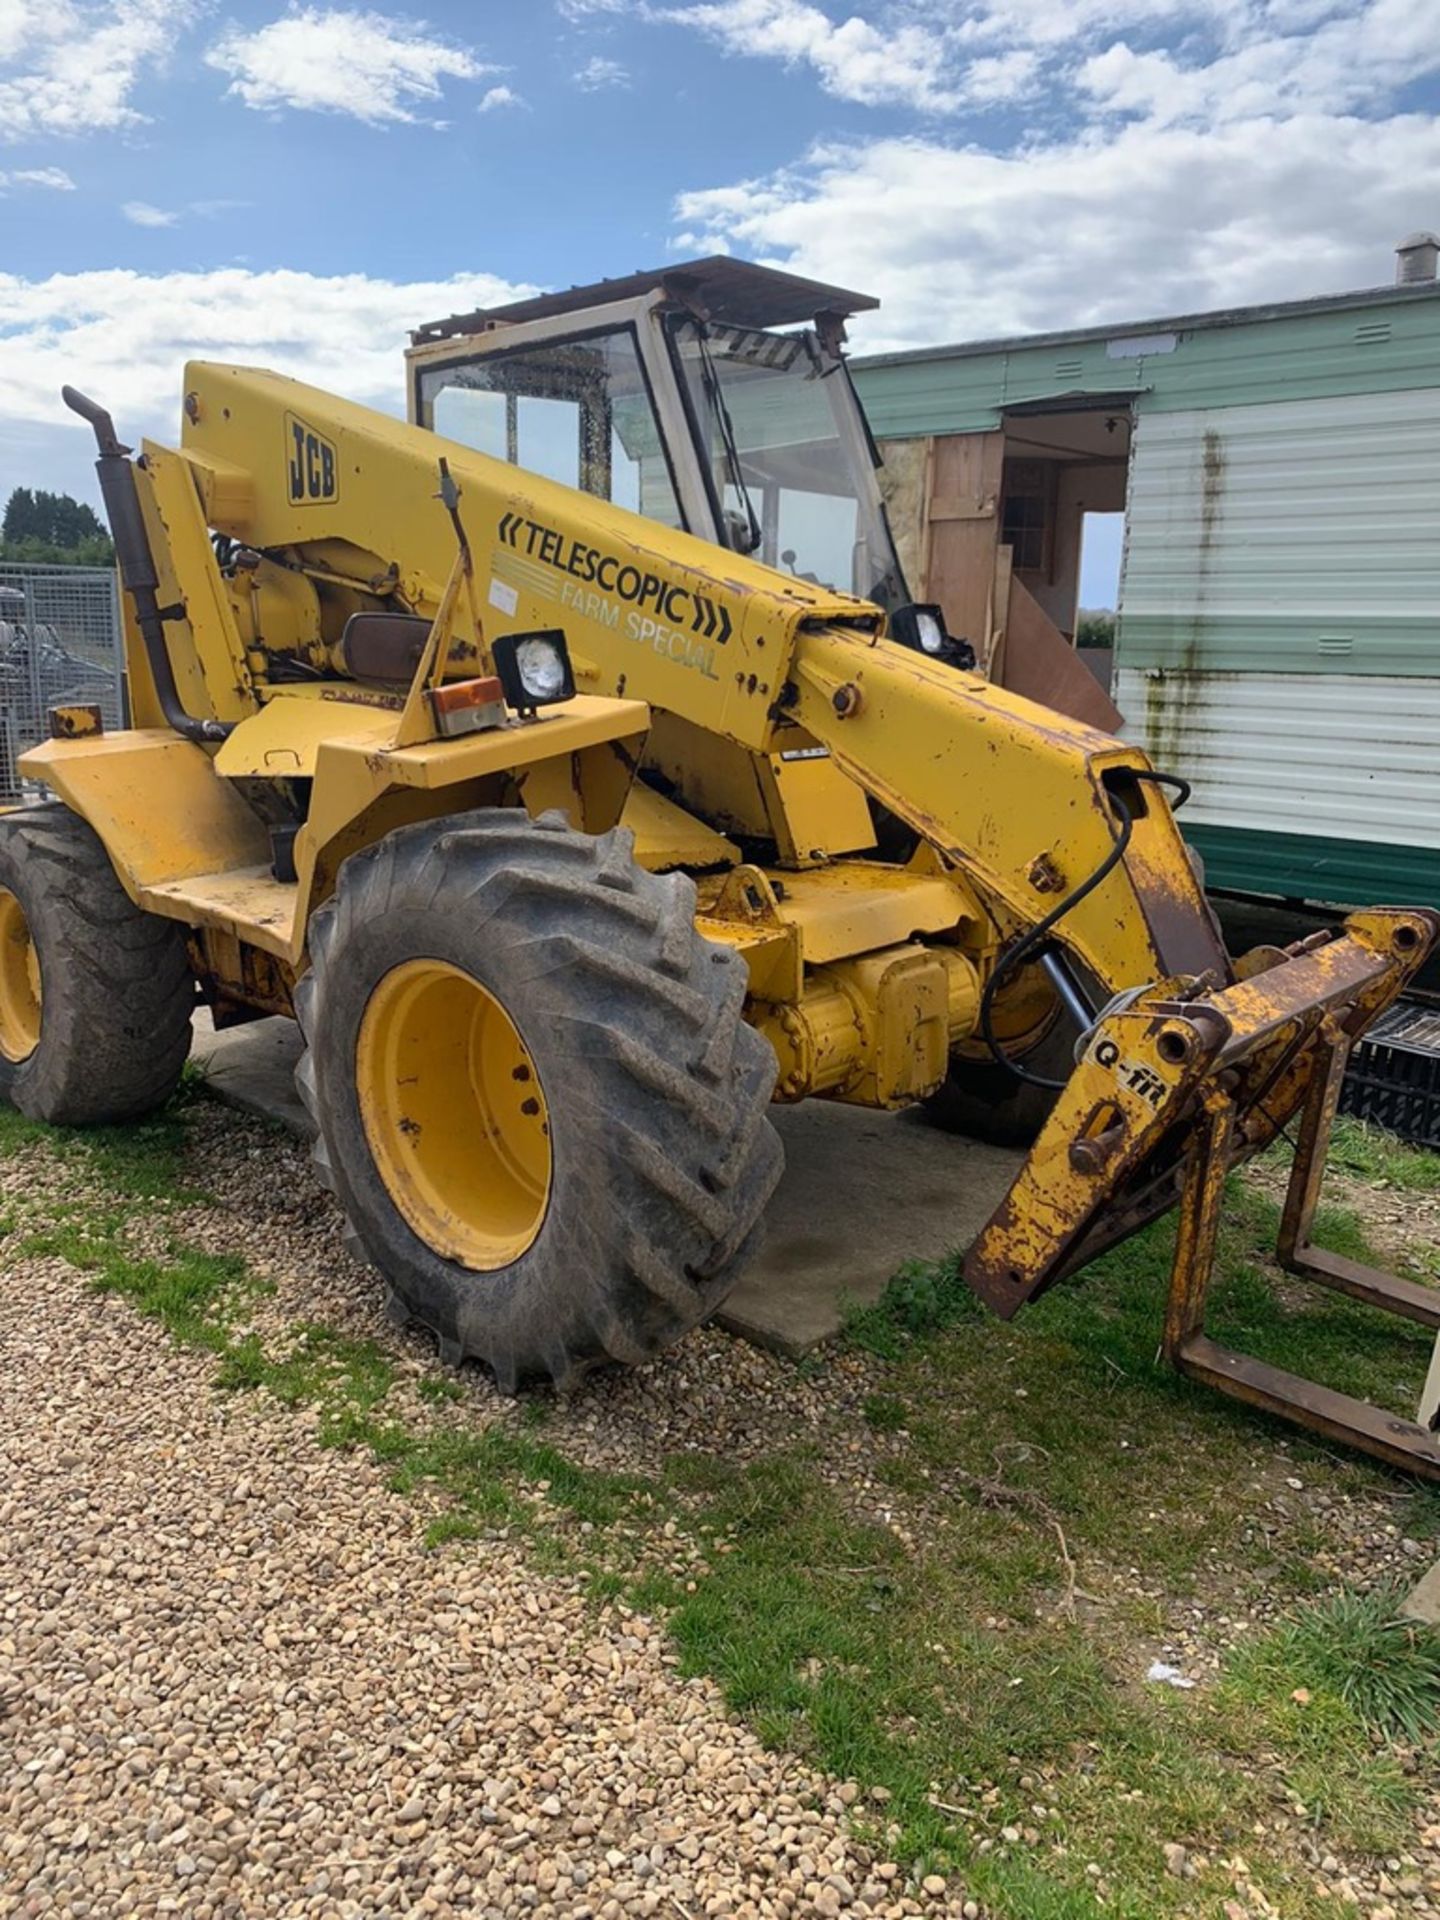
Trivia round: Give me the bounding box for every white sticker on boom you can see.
[488,576,519,616]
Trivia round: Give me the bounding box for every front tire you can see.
[295,809,784,1390]
[0,805,193,1124]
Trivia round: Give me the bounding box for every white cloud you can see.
[641,0,1440,117]
[0,265,537,503]
[674,112,1440,350]
[117,195,253,226]
[658,0,1440,350]
[657,0,962,111]
[1079,0,1440,126]
[0,0,198,143]
[945,0,1231,53]
[121,198,176,226]
[478,83,526,112]
[206,7,494,125]
[652,0,1193,111]
[0,166,76,191]
[574,54,631,89]
[0,264,537,430]
[961,48,1040,103]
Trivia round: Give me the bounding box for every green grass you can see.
[1216,1587,1440,1854]
[861,1391,909,1432]
[1226,1585,1440,1745]
[7,1092,1440,1918]
[1325,1115,1440,1192]
[843,1252,983,1359]
[1401,1484,1440,1542]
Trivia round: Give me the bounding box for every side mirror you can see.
[341,611,432,686]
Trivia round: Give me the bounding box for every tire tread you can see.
[0,805,193,1125]
[295,809,782,1389]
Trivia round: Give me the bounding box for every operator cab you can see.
[406,257,910,614]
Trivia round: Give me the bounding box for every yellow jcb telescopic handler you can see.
[4,258,1438,1473]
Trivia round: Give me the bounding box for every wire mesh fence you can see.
[0,564,124,803]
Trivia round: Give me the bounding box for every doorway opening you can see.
[1077,510,1124,694]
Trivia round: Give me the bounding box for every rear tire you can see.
[295,809,784,1390]
[0,805,193,1124]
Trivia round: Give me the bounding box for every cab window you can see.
[416,328,683,529]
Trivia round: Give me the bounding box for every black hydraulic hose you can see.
[61,386,231,745]
[979,769,1193,1090]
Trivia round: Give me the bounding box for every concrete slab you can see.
[190,1013,1022,1354]
[1400,1559,1440,1627]
[718,1105,1020,1355]
[193,1010,310,1134]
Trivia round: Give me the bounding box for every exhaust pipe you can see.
[62,386,230,745]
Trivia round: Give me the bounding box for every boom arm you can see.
[786,623,1228,995]
[172,362,1217,1005]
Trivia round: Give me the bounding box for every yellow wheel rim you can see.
[0,886,41,1064]
[357,959,552,1271]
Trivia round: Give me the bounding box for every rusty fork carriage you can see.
[968,907,1440,1478]
[1168,1010,1440,1478]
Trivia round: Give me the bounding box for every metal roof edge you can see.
[850,280,1440,372]
[413,256,879,343]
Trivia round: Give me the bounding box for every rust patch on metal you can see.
[1025,851,1065,895]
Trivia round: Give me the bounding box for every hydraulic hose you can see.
[61,386,231,745]
[980,769,1193,1090]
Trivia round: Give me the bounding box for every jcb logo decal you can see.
[285,413,338,505]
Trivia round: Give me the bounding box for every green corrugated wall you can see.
[852,288,1440,438]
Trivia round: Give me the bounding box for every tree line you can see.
[1,488,114,567]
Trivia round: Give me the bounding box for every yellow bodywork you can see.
[32,362,1219,998]
[24,693,649,969]
[21,359,1437,1389]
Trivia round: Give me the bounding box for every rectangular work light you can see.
[491,629,576,716]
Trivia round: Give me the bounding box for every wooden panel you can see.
[924,431,1003,658]
[999,576,1124,733]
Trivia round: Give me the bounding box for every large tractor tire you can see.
[295,809,784,1390]
[921,1016,1077,1148]
[0,805,193,1124]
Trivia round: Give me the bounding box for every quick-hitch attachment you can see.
[965,907,1440,1478]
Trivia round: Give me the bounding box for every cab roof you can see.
[411,255,879,345]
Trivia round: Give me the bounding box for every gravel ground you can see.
[5,1098,1440,1918]
[0,1114,964,1920]
[171,1103,859,1488]
[0,1292,947,1920]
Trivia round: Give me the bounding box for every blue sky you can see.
[3,0,1438,588]
[2,3,881,288]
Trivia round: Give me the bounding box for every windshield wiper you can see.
[694,326,762,555]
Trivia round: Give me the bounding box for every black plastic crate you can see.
[1340,1002,1440,1151]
